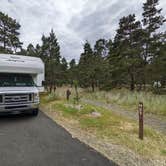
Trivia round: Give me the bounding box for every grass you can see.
[41,87,166,116]
[161,149,166,155]
[41,92,166,158]
[83,88,166,116]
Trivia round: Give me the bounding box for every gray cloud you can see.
[0,0,166,61]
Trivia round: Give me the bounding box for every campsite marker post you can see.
[138,102,144,140]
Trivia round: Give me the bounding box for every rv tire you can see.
[32,109,39,116]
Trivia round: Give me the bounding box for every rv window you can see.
[0,73,35,87]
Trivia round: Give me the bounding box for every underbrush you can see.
[40,87,166,116]
[83,89,166,116]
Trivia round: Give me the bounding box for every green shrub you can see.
[45,93,59,102]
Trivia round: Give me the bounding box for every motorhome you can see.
[0,54,45,116]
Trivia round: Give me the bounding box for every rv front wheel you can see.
[32,109,39,116]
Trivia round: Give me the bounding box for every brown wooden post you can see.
[138,102,144,140]
[66,89,71,101]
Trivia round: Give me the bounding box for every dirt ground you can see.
[82,99,166,134]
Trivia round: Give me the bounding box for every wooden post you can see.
[66,89,71,101]
[138,102,144,140]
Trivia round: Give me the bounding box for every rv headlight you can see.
[34,93,39,101]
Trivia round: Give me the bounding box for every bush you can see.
[45,93,59,102]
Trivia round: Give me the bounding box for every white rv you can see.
[0,54,45,116]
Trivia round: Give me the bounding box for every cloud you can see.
[0,0,165,61]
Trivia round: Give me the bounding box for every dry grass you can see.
[41,87,166,116]
[83,88,166,116]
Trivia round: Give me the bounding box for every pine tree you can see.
[150,32,166,86]
[94,39,108,57]
[142,0,165,61]
[93,39,109,89]
[0,11,22,53]
[61,57,68,71]
[69,59,76,69]
[68,59,78,86]
[61,57,68,84]
[141,0,165,87]
[40,30,61,92]
[109,14,143,90]
[26,43,36,57]
[78,41,95,91]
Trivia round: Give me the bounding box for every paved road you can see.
[0,111,117,166]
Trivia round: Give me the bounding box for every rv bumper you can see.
[0,102,39,114]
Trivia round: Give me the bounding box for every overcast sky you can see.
[0,0,166,61]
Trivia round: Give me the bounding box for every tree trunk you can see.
[49,85,52,93]
[143,74,146,90]
[75,84,79,103]
[91,82,95,92]
[130,73,135,91]
[53,85,56,92]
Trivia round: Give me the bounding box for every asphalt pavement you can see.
[0,111,117,166]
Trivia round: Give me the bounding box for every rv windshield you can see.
[0,73,35,87]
